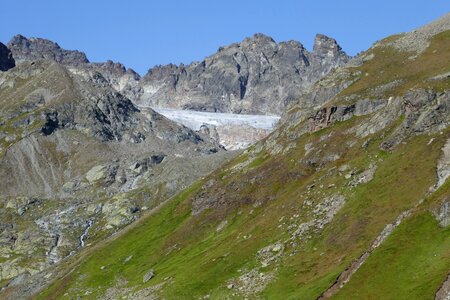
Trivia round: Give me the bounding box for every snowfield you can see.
[150,107,281,131]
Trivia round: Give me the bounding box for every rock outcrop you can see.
[7,34,89,65]
[0,42,15,71]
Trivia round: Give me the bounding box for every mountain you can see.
[137,33,349,114]
[0,55,235,291]
[4,13,448,300]
[7,34,89,65]
[3,33,348,148]
[7,35,143,102]
[5,33,349,116]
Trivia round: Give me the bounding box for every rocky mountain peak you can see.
[7,34,27,45]
[239,33,278,56]
[313,33,345,58]
[242,33,276,46]
[0,42,15,71]
[92,60,141,80]
[143,63,180,82]
[7,34,89,65]
[136,33,349,114]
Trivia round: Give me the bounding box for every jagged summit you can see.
[240,32,277,48]
[7,34,89,65]
[2,33,349,115]
[138,33,349,114]
[313,34,346,57]
[6,35,140,77]
[92,60,140,79]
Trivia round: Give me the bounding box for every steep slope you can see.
[0,60,224,195]
[14,14,450,300]
[137,33,349,114]
[0,59,236,291]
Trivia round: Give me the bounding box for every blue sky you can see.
[1,1,448,74]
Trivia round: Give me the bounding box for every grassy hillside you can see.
[39,125,449,299]
[32,23,450,300]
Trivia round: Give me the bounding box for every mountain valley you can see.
[0,11,449,300]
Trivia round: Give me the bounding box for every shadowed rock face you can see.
[137,33,349,114]
[0,42,15,71]
[7,34,89,65]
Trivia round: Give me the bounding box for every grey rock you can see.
[5,33,349,117]
[349,164,377,187]
[143,270,155,283]
[389,12,450,54]
[85,164,118,186]
[7,35,89,65]
[435,273,450,300]
[7,272,30,287]
[433,201,449,227]
[434,138,450,191]
[77,60,142,101]
[380,90,450,150]
[17,207,26,216]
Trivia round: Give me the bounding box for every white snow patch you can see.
[148,107,280,131]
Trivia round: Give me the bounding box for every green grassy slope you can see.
[37,29,450,299]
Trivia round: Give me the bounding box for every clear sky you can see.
[1,1,449,75]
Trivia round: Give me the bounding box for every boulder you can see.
[143,270,155,283]
[85,164,118,186]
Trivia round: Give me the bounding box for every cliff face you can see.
[137,33,349,114]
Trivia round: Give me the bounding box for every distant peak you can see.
[9,35,59,48]
[242,33,276,45]
[313,34,346,58]
[9,34,27,43]
[7,34,89,65]
[279,40,305,50]
[252,33,276,42]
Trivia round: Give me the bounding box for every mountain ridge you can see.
[3,32,349,115]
